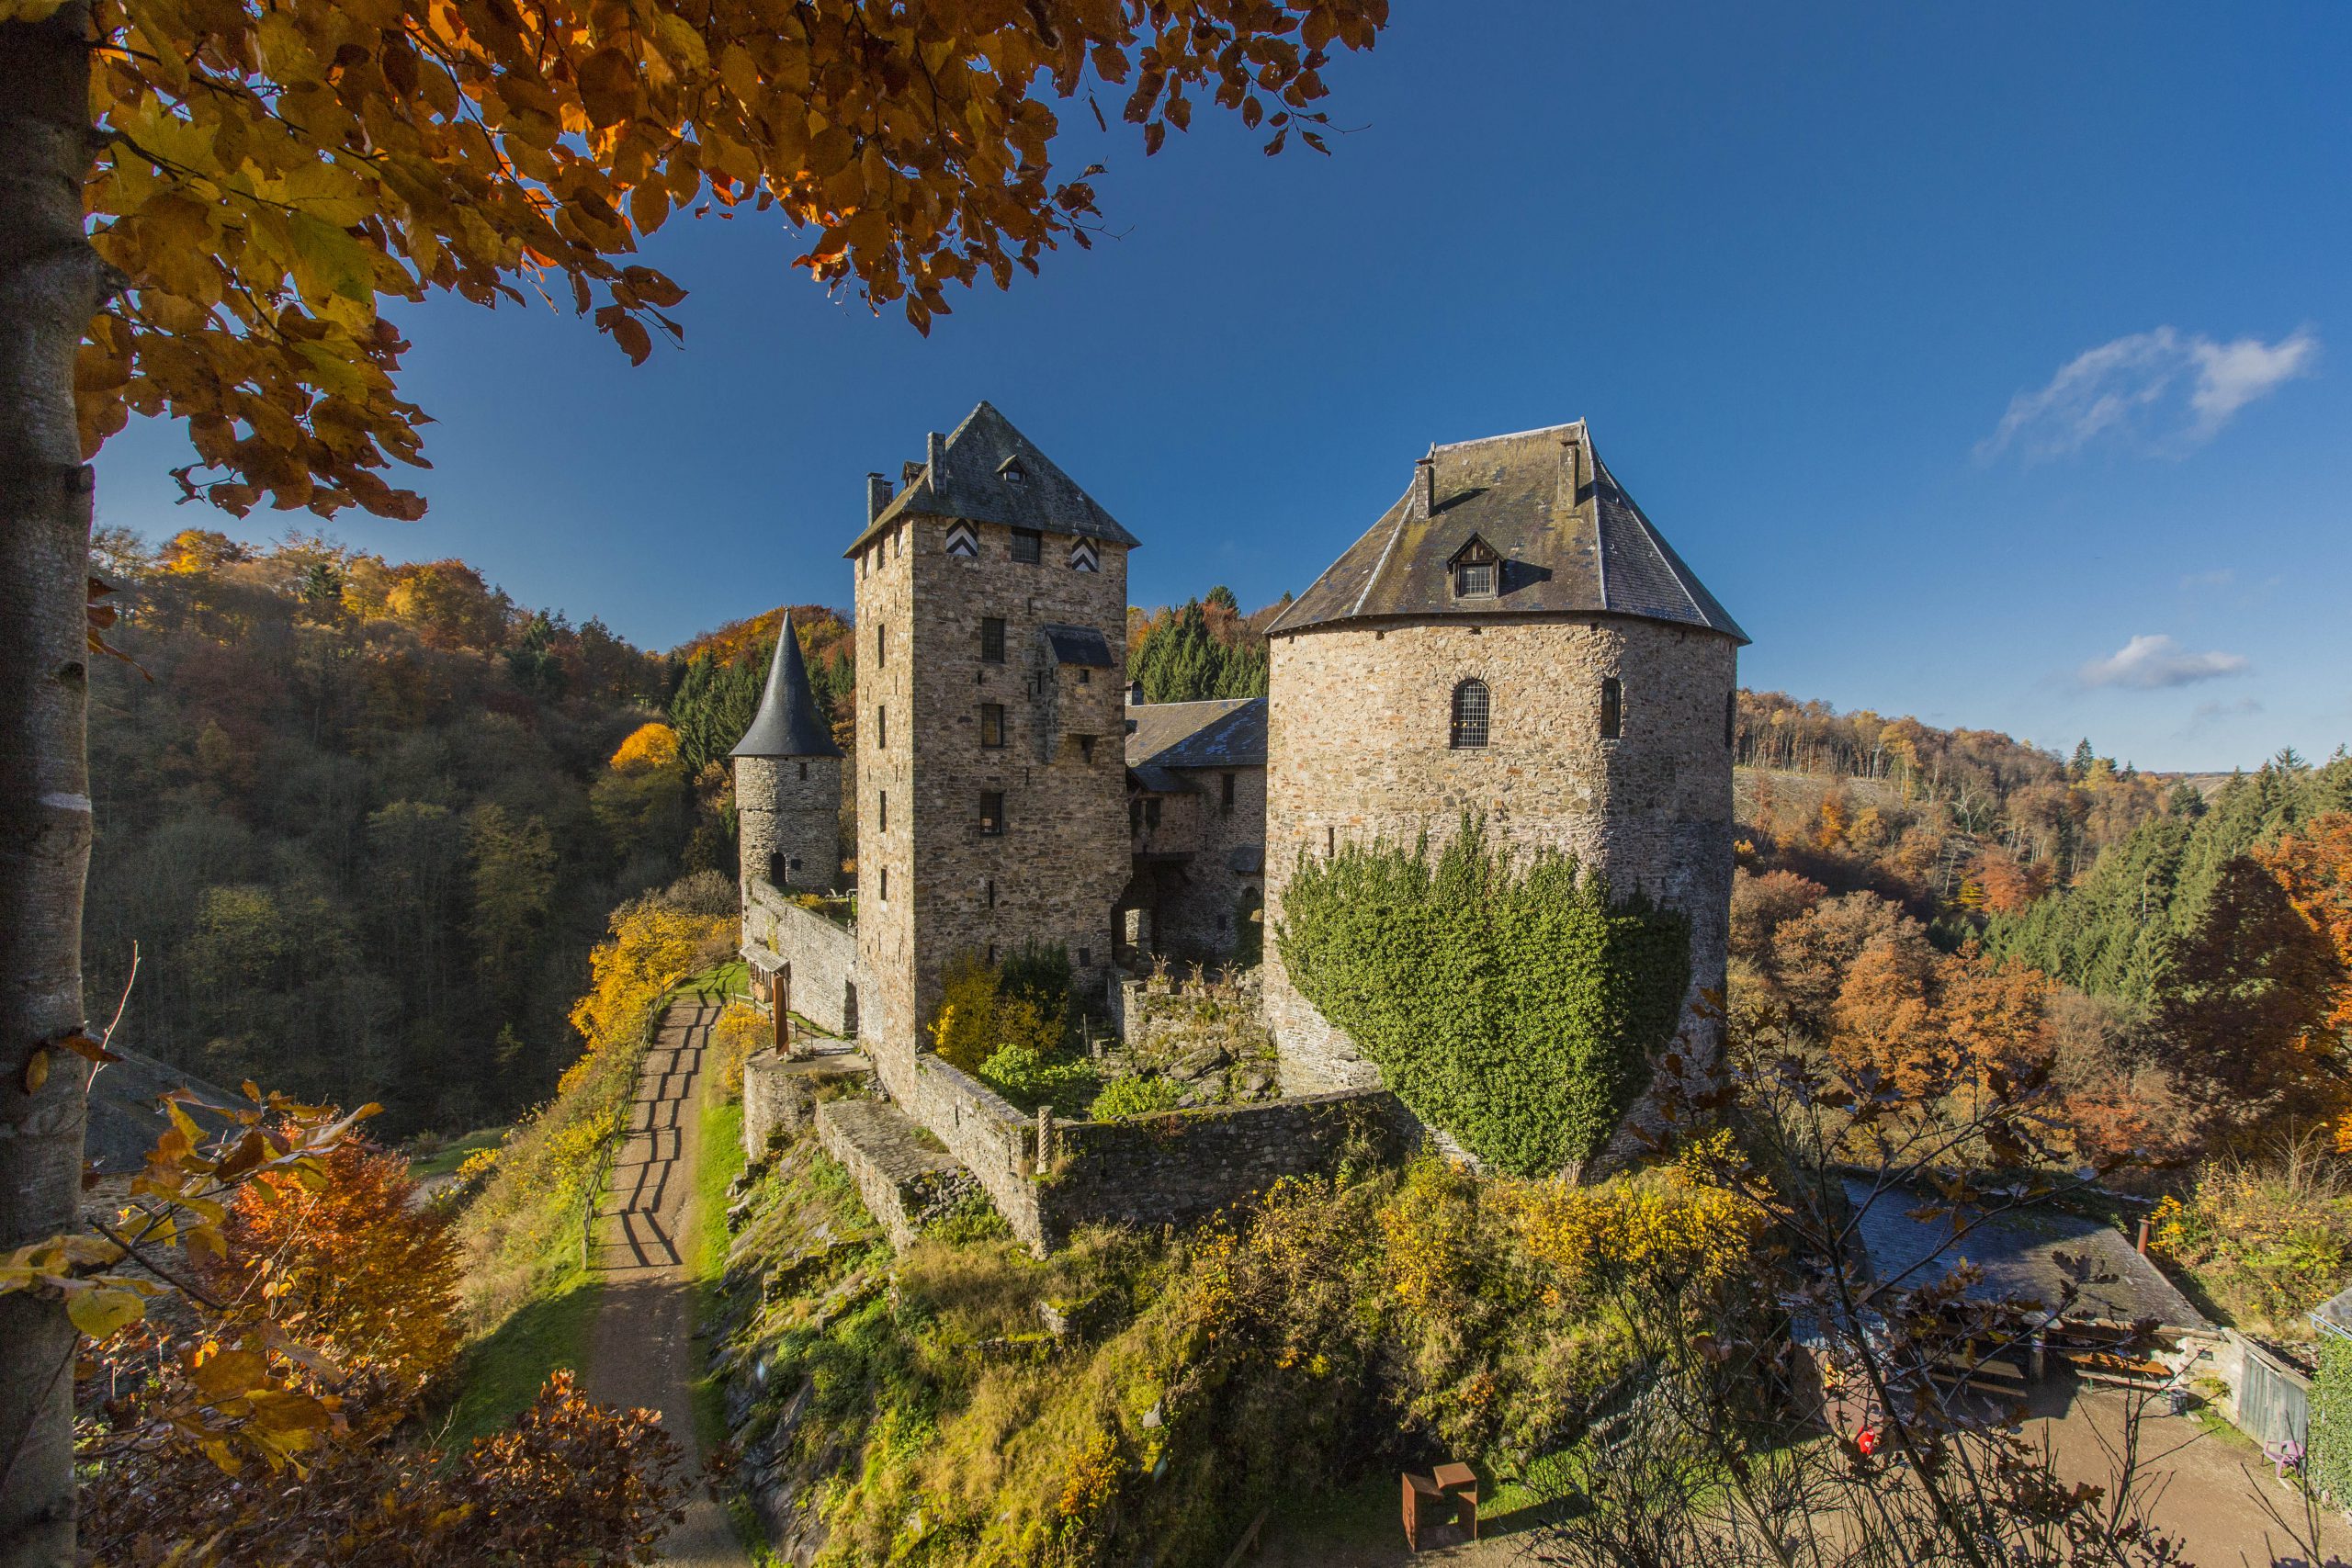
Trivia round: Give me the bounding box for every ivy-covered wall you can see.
[1273,818,1689,1177]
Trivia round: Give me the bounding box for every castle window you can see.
[980,616,1006,663]
[876,705,887,748]
[1325,825,1336,857]
[986,878,996,908]
[978,791,1005,836]
[1450,679,1490,749]
[768,851,785,885]
[880,866,888,900]
[1079,946,1091,968]
[1010,528,1042,564]
[979,703,1005,748]
[875,625,886,666]
[1078,736,1096,763]
[798,761,808,781]
[1600,677,1623,740]
[1221,772,1237,812]
[1448,535,1500,600]
[878,790,887,832]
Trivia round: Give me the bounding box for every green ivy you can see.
[1274,817,1689,1177]
[2312,1333,2352,1505]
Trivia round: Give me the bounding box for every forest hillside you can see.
[82,528,681,1139]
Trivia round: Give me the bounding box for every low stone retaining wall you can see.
[885,1053,1051,1247]
[813,1099,978,1249]
[743,883,859,1037]
[1035,1089,1417,1248]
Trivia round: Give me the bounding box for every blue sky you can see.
[95,0,2351,772]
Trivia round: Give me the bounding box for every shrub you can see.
[976,1043,1098,1116]
[1089,1075,1183,1122]
[930,950,1069,1077]
[2150,1137,2352,1336]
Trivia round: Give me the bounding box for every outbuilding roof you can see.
[846,401,1140,556]
[1265,421,1747,643]
[730,612,843,759]
[1125,697,1267,773]
[1843,1179,2207,1329]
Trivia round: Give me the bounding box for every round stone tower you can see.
[732,612,844,897]
[1261,420,1747,1111]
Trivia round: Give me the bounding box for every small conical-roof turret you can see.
[729,613,843,758]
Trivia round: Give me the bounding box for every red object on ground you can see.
[1856,1427,1880,1456]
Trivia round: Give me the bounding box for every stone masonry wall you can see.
[742,881,859,1036]
[888,1054,1049,1249]
[1134,763,1267,959]
[853,516,918,1067]
[735,754,842,898]
[1035,1089,1417,1248]
[1261,615,1736,1108]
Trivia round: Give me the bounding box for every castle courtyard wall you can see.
[741,882,859,1037]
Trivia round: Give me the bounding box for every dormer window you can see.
[997,456,1027,485]
[1447,535,1501,599]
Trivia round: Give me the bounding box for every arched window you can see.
[1450,679,1490,749]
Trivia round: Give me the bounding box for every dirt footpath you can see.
[582,997,745,1568]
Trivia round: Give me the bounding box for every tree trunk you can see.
[0,5,99,1563]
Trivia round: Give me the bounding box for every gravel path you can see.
[583,997,747,1568]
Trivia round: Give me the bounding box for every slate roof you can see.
[730,613,843,759]
[1265,421,1747,643]
[1843,1179,2207,1328]
[846,401,1141,555]
[1124,697,1267,773]
[1042,625,1115,669]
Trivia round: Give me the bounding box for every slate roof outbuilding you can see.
[1265,421,1747,643]
[1842,1179,2207,1328]
[847,401,1140,555]
[1124,697,1268,774]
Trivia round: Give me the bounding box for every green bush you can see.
[976,1043,1098,1116]
[1089,1075,1183,1122]
[2313,1333,2352,1505]
[1275,817,1688,1176]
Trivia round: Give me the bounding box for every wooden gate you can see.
[2237,1337,2311,1450]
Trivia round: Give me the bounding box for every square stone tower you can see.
[846,403,1138,1088]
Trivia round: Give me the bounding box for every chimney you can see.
[1127,680,1145,705]
[865,472,892,522]
[1562,434,1583,496]
[926,429,945,476]
[1409,454,1436,520]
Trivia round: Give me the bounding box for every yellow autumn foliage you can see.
[1499,1134,1766,1301]
[564,899,733,1074]
[607,721,683,776]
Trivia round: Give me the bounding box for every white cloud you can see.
[2077,634,2252,691]
[1977,326,2318,461]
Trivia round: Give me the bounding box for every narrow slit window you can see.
[797,761,808,782]
[876,705,887,748]
[1221,772,1237,811]
[1450,679,1491,749]
[878,790,887,833]
[1600,677,1623,740]
[875,625,886,666]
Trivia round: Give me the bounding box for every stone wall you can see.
[741,1048,871,1156]
[1261,614,1737,1112]
[735,753,843,898]
[742,881,860,1037]
[1035,1089,1417,1248]
[814,1099,980,1250]
[884,1052,1051,1249]
[1129,763,1267,959]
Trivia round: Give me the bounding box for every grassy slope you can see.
[410,1125,510,1182]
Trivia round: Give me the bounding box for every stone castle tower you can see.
[1260,420,1748,1093]
[731,612,846,897]
[847,402,1138,1086]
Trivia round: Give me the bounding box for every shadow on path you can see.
[582,998,747,1568]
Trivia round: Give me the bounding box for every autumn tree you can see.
[0,0,1390,1553]
[2257,812,2352,1041]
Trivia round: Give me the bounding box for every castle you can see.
[735,403,1746,1248]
